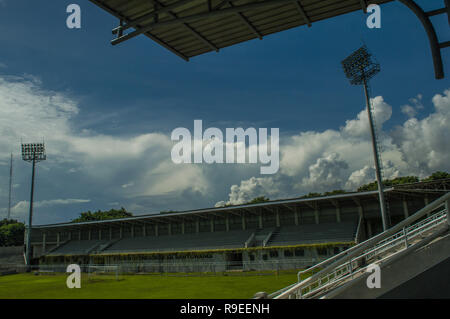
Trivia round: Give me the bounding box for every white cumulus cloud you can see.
[2,198,91,222]
[219,90,450,205]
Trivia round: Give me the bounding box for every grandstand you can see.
[27,179,449,273]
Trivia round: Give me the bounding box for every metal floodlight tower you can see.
[342,46,389,231]
[7,153,13,220]
[21,142,46,270]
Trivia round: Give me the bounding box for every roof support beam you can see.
[89,0,189,61]
[195,213,210,219]
[447,0,450,23]
[111,0,300,45]
[282,204,295,212]
[304,201,317,210]
[226,210,242,217]
[359,0,367,13]
[153,2,159,23]
[440,41,450,49]
[435,0,450,25]
[261,205,275,214]
[111,0,196,34]
[180,215,196,221]
[295,1,311,27]
[113,0,231,35]
[241,207,259,215]
[397,0,446,79]
[228,2,263,39]
[426,7,447,17]
[352,197,362,208]
[214,0,230,10]
[159,216,180,222]
[148,0,219,52]
[329,199,339,208]
[392,190,436,198]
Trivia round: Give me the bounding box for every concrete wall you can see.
[0,246,25,269]
[40,244,349,273]
[380,256,450,298]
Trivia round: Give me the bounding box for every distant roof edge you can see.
[35,178,450,229]
[34,188,389,229]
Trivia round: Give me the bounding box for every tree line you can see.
[0,219,25,246]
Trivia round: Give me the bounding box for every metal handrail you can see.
[275,192,450,299]
[268,210,447,298]
[336,211,444,270]
[295,212,447,298]
[371,210,445,247]
[262,230,274,247]
[245,232,256,248]
[301,211,447,298]
[363,210,446,260]
[301,214,448,299]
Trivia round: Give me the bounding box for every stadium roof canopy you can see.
[34,188,385,229]
[33,178,450,230]
[90,0,448,78]
[90,0,395,61]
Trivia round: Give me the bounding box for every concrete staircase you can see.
[269,192,450,299]
[324,228,450,298]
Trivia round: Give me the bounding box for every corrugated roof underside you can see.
[93,0,393,59]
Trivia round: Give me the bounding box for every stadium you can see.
[0,0,449,301]
[1,178,449,299]
[3,179,447,271]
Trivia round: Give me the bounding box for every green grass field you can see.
[0,271,305,299]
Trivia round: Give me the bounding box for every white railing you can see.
[272,192,450,299]
[262,230,274,247]
[355,216,363,243]
[363,210,447,260]
[295,209,448,298]
[45,240,70,254]
[245,232,256,248]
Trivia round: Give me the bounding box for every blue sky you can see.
[0,0,449,224]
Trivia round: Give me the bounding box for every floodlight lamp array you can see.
[342,46,380,85]
[21,143,46,162]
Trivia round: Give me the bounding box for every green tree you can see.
[71,207,133,223]
[298,190,347,198]
[0,219,25,246]
[422,171,450,181]
[357,176,419,192]
[160,210,179,214]
[323,190,347,196]
[301,192,322,199]
[246,196,270,204]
